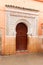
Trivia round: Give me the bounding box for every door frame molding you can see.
[16,22,28,51]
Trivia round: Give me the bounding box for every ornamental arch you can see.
[15,19,31,35]
[15,19,29,51]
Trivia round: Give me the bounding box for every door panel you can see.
[16,23,27,51]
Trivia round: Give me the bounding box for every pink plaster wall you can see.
[0,7,5,54]
[0,0,43,54]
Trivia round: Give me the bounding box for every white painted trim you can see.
[5,7,39,37]
[29,35,43,38]
[5,7,39,15]
[5,36,16,37]
[15,19,30,29]
[5,35,43,38]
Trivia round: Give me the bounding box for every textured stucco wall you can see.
[0,0,43,55]
[4,37,16,55]
[0,9,5,55]
[28,37,43,53]
[2,37,43,55]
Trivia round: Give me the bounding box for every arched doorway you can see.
[16,22,28,51]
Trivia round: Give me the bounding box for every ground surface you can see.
[0,53,43,65]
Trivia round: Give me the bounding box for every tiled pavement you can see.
[0,53,43,65]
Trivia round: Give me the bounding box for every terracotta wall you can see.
[0,8,5,55]
[0,9,43,55]
[3,36,43,55]
[4,37,16,55]
[28,37,43,53]
[0,0,43,54]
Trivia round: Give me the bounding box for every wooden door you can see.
[16,23,27,51]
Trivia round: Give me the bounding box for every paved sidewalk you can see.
[0,53,43,65]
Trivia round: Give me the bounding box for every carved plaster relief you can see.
[5,6,39,37]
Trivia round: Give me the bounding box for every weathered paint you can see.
[0,0,43,55]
